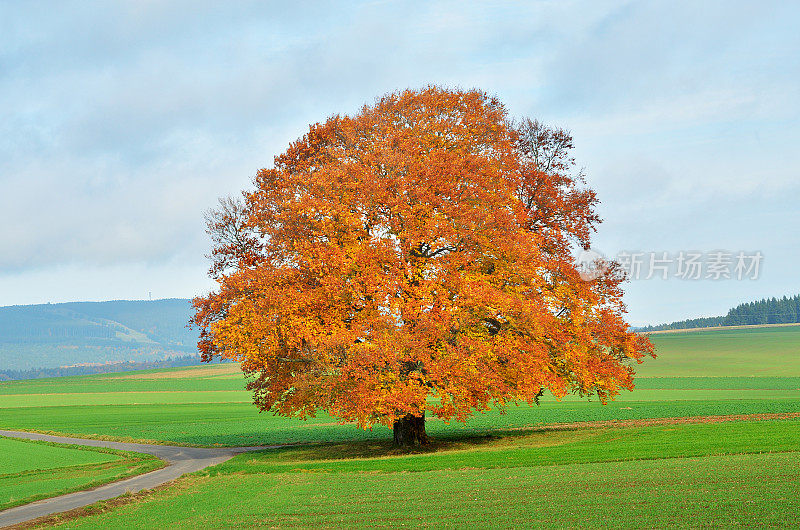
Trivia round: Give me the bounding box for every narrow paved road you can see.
[0,430,275,528]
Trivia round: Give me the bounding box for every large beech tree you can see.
[193,87,653,446]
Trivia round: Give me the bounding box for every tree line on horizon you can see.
[640,294,800,331]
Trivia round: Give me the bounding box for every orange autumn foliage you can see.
[193,87,653,434]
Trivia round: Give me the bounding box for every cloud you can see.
[1,0,798,323]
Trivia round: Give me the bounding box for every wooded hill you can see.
[0,299,198,371]
[640,294,800,331]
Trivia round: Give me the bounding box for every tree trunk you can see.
[393,413,428,447]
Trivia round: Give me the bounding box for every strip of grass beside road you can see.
[0,437,121,474]
[0,437,164,511]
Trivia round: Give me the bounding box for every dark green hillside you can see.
[0,299,197,371]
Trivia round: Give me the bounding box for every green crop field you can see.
[1,326,799,447]
[0,437,121,475]
[638,325,800,376]
[2,324,799,527]
[0,437,162,511]
[48,421,800,528]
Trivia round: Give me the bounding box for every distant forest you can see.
[640,294,800,331]
[0,299,199,372]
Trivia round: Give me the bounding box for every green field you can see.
[638,325,800,376]
[81,452,795,528]
[2,325,799,527]
[0,437,162,511]
[50,421,800,528]
[1,326,799,447]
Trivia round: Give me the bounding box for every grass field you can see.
[0,437,121,475]
[86,452,795,528]
[2,324,799,527]
[638,325,800,376]
[47,420,800,528]
[0,437,162,511]
[1,325,799,447]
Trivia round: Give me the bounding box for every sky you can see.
[1,0,798,325]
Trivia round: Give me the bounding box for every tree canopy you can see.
[193,87,652,445]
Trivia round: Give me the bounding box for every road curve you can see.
[0,430,275,528]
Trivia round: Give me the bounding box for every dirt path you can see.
[0,430,276,528]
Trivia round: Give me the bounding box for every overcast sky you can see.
[1,0,798,325]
